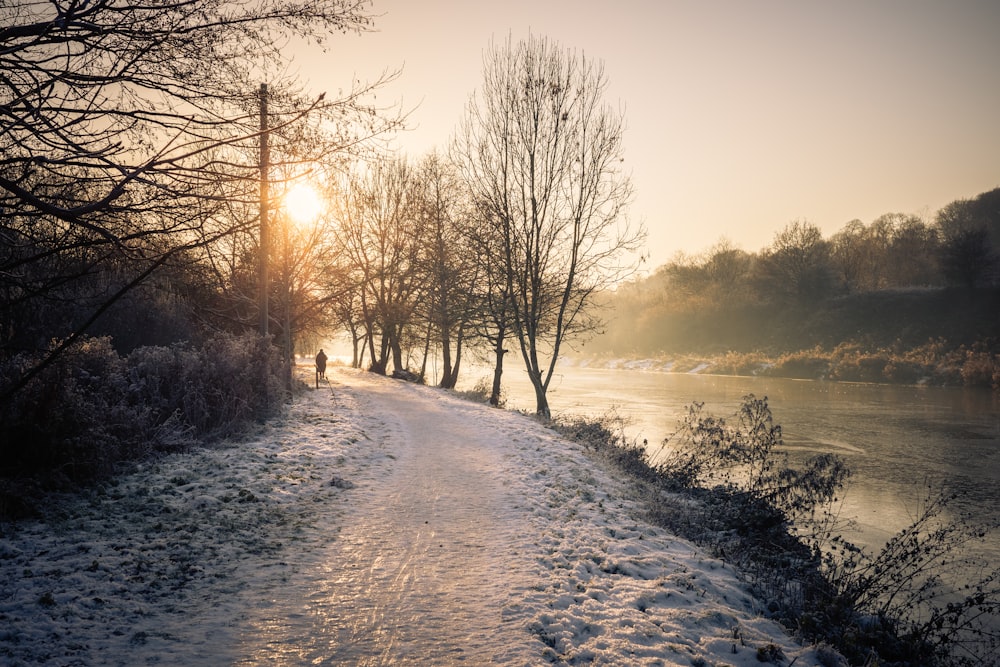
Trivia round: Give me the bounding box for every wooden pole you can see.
[283,209,293,391]
[258,83,270,337]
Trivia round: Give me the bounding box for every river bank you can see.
[455,362,1000,663]
[457,359,1000,575]
[563,338,1000,390]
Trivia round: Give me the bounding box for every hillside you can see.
[590,287,1000,387]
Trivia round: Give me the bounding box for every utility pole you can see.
[258,83,270,337]
[282,217,294,391]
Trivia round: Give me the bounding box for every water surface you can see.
[459,361,1000,559]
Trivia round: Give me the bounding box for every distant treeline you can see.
[590,187,1000,388]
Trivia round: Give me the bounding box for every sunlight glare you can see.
[284,182,323,224]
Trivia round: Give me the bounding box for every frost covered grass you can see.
[2,367,840,665]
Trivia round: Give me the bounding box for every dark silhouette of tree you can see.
[886,216,940,287]
[326,263,368,368]
[703,239,755,300]
[936,189,1000,288]
[754,220,835,304]
[830,219,871,293]
[665,240,755,307]
[972,187,1000,250]
[939,228,997,288]
[463,204,516,406]
[332,159,425,375]
[1,0,399,398]
[938,188,1000,249]
[829,215,942,293]
[455,34,644,418]
[663,252,712,302]
[413,154,477,389]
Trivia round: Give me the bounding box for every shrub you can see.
[767,348,830,380]
[816,488,1000,666]
[821,343,886,383]
[0,337,152,481]
[125,335,285,439]
[0,333,284,485]
[713,350,771,376]
[452,376,507,408]
[561,396,1000,666]
[553,410,655,483]
[959,349,1000,389]
[651,395,849,524]
[175,334,284,436]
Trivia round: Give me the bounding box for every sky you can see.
[294,0,1000,268]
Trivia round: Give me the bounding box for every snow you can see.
[1,367,837,666]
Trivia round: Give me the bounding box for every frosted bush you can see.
[1,333,283,485]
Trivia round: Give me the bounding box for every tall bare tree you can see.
[830,220,873,293]
[455,34,644,417]
[333,159,425,375]
[412,153,477,388]
[463,203,516,406]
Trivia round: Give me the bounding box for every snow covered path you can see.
[1,367,833,666]
[238,371,542,664]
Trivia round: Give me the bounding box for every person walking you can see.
[315,349,328,386]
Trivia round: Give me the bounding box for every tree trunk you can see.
[522,338,551,418]
[419,321,432,382]
[449,330,464,390]
[389,328,404,375]
[439,326,454,388]
[368,329,387,374]
[490,343,505,407]
[530,372,550,420]
[346,320,362,368]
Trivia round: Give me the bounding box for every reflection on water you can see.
[459,362,1000,561]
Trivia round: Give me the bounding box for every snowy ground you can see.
[1,367,838,666]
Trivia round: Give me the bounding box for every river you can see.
[456,359,1000,563]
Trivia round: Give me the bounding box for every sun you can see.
[284,182,323,224]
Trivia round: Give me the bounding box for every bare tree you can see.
[455,34,643,417]
[666,240,754,308]
[332,159,425,375]
[464,204,516,407]
[0,0,380,221]
[326,266,367,368]
[939,228,997,289]
[413,153,477,388]
[829,214,942,293]
[703,239,754,300]
[885,215,940,287]
[1,0,399,397]
[830,219,874,293]
[754,220,835,305]
[936,194,1000,288]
